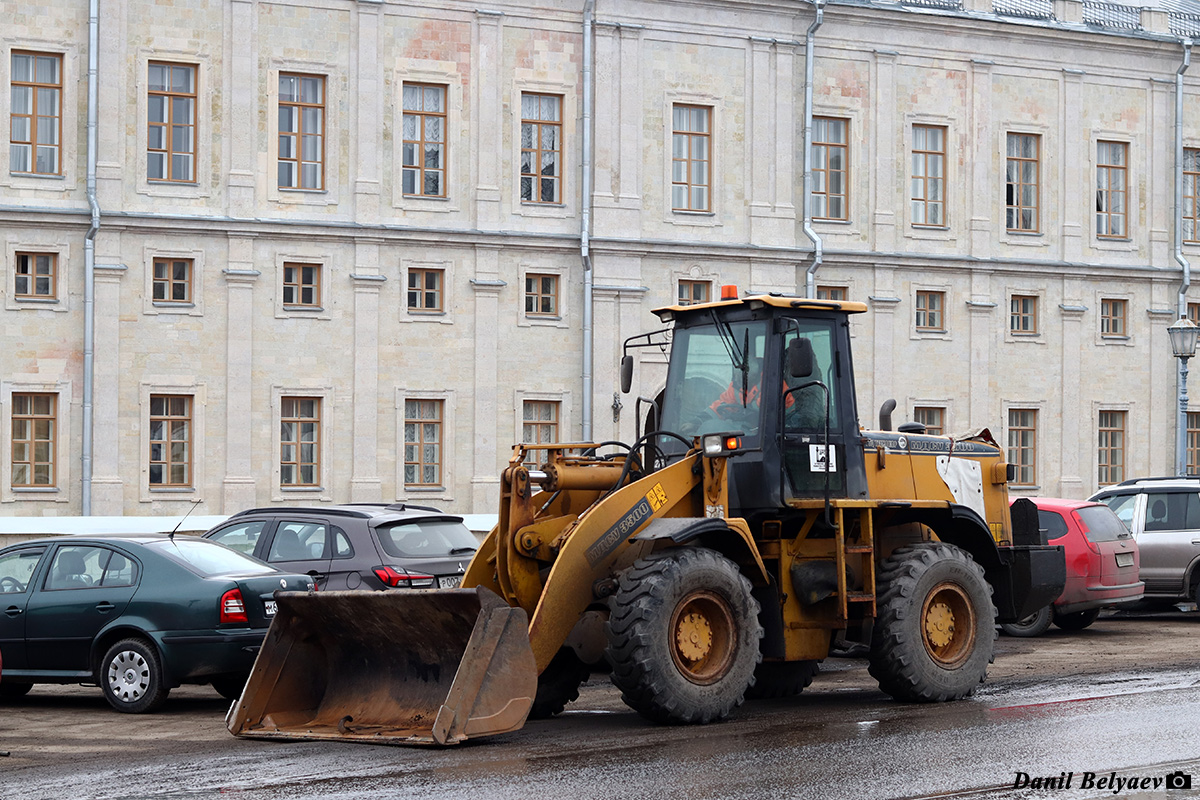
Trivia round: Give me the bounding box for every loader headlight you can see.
[701,433,743,457]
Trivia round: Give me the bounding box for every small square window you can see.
[283,262,321,307]
[152,258,192,303]
[1100,298,1126,337]
[408,268,444,312]
[914,406,944,436]
[525,273,559,317]
[678,280,710,306]
[915,290,944,331]
[816,285,847,301]
[1010,295,1037,334]
[14,253,57,299]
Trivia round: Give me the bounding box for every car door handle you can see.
[95,601,116,613]
[307,571,325,580]
[4,606,22,617]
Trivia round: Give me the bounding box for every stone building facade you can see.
[4,0,1200,517]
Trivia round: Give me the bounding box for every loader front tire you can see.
[529,647,591,719]
[868,542,994,703]
[606,547,762,725]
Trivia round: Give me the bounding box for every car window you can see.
[208,520,268,556]
[1098,493,1137,529]
[147,538,277,577]
[1076,505,1128,543]
[45,545,110,591]
[332,526,354,559]
[1143,492,1197,532]
[0,547,45,593]
[1036,510,1069,542]
[101,550,139,587]
[376,520,479,559]
[268,521,327,562]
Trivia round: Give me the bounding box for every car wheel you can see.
[0,682,33,699]
[100,638,169,714]
[1052,608,1101,631]
[999,605,1053,638]
[210,674,249,702]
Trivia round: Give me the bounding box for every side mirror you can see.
[787,338,815,379]
[620,355,633,394]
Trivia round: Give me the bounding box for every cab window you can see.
[45,545,109,591]
[208,520,268,556]
[0,547,45,593]
[268,521,328,562]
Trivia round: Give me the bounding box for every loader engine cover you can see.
[226,586,537,746]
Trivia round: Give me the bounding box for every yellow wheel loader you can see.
[227,291,1065,745]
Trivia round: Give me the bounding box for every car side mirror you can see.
[620,355,633,394]
[787,338,815,379]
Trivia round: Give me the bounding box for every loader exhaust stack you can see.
[226,586,537,746]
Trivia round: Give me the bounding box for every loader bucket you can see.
[225,586,537,746]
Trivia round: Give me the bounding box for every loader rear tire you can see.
[868,542,994,703]
[606,547,762,725]
[529,647,591,719]
[745,660,820,699]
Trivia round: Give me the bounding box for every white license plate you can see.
[264,600,278,617]
[439,575,462,589]
[1115,552,1134,568]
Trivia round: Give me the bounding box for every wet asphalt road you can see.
[2,615,1200,800]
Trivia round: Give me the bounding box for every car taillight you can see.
[372,566,436,588]
[220,588,249,624]
[1072,511,1102,554]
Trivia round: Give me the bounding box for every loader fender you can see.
[631,517,771,587]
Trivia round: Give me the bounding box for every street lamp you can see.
[1168,316,1200,477]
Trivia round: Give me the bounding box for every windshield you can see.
[659,319,769,440]
[376,519,479,559]
[147,538,277,577]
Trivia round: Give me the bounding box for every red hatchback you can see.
[1000,498,1144,637]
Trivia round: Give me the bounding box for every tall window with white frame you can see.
[1007,409,1037,487]
[278,74,324,191]
[911,124,945,227]
[148,62,196,182]
[813,117,848,221]
[282,262,320,307]
[520,93,562,204]
[525,273,558,317]
[11,393,56,488]
[677,280,710,306]
[1096,141,1128,239]
[149,395,191,488]
[1100,298,1127,337]
[671,105,711,212]
[915,290,944,332]
[1097,410,1125,486]
[914,406,944,436]
[1010,295,1037,334]
[281,397,320,487]
[14,253,56,300]
[152,257,192,303]
[523,400,559,467]
[401,84,446,197]
[10,51,62,175]
[1188,411,1200,476]
[1185,148,1200,244]
[404,399,443,487]
[1006,133,1039,233]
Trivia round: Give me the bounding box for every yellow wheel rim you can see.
[670,590,736,685]
[920,582,976,668]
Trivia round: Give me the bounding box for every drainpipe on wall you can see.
[802,0,825,299]
[581,0,595,440]
[82,0,100,515]
[1175,38,1192,478]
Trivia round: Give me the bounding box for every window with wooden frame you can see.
[911,125,945,227]
[404,399,443,487]
[671,105,711,212]
[280,397,320,487]
[816,285,848,301]
[813,117,849,221]
[1007,409,1037,486]
[152,258,192,303]
[1189,302,1200,325]
[11,393,56,488]
[10,52,62,175]
[14,253,57,299]
[914,406,944,436]
[148,395,191,488]
[1188,411,1200,476]
[1005,133,1040,233]
[147,62,196,182]
[1185,148,1200,244]
[282,262,320,307]
[401,83,446,197]
[407,268,444,312]
[1100,298,1127,337]
[278,74,324,191]
[1097,410,1126,486]
[1010,294,1037,334]
[520,93,562,204]
[915,290,944,331]
[1096,141,1128,239]
[525,273,558,317]
[522,400,559,466]
[677,280,710,306]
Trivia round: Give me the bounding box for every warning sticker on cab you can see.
[646,483,668,511]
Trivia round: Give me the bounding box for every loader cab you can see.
[641,294,869,513]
